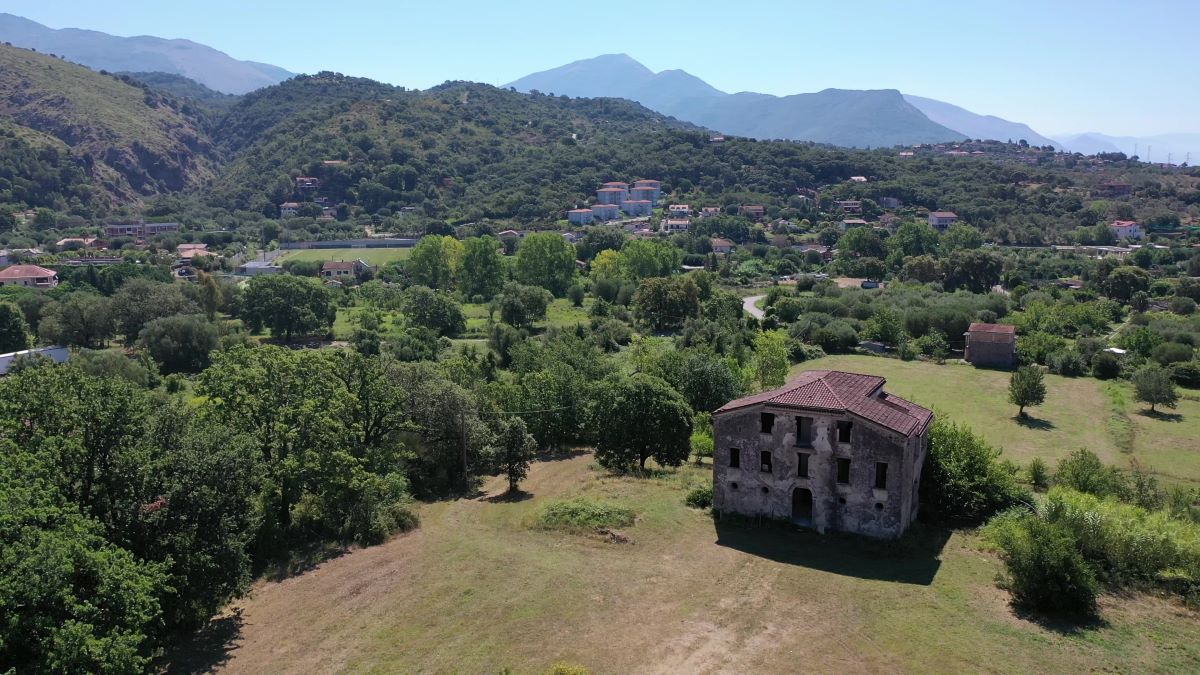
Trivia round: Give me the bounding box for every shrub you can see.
[535,498,636,532]
[685,483,714,509]
[787,341,827,363]
[1091,350,1122,379]
[983,509,1098,615]
[690,431,714,465]
[1170,361,1200,388]
[1133,364,1179,412]
[920,420,1031,524]
[1151,341,1194,366]
[1027,457,1049,490]
[545,663,591,675]
[1054,449,1125,498]
[1170,296,1197,315]
[1047,350,1088,376]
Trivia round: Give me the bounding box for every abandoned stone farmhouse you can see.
[712,370,934,539]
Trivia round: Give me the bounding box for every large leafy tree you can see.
[240,274,336,342]
[138,314,219,373]
[0,301,30,352]
[401,285,466,337]
[110,278,200,344]
[633,275,700,331]
[943,249,1004,294]
[494,281,552,329]
[619,239,681,279]
[753,330,790,389]
[516,231,576,296]
[1132,364,1178,413]
[591,374,692,471]
[1102,266,1152,303]
[460,235,505,300]
[37,292,116,349]
[493,416,536,493]
[407,234,462,290]
[1008,366,1046,417]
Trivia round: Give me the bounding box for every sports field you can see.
[277,247,413,266]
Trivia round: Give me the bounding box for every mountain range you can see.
[0,13,292,95]
[1,13,1195,160]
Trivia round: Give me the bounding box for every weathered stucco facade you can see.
[712,370,933,539]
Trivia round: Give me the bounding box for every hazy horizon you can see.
[4,0,1198,139]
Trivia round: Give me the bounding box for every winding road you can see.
[743,294,766,320]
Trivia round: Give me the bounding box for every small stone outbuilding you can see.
[712,370,933,539]
[964,323,1017,369]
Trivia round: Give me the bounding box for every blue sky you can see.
[6,0,1198,136]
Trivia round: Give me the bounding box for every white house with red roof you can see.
[0,264,58,289]
[1108,220,1143,241]
[712,370,933,538]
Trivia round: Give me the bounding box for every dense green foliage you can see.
[919,419,1031,524]
[535,498,636,532]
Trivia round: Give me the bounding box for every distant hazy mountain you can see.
[0,13,293,94]
[507,54,965,148]
[903,95,1059,148]
[1053,132,1200,163]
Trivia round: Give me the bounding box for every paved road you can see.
[743,294,766,320]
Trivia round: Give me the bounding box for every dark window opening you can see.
[760,450,773,474]
[837,420,853,444]
[795,416,813,446]
[838,496,847,505]
[761,486,769,494]
[730,481,739,490]
[836,457,851,484]
[760,412,775,434]
[875,462,888,490]
[797,452,810,478]
[874,502,884,511]
[729,448,740,469]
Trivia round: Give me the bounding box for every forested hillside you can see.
[0,44,217,207]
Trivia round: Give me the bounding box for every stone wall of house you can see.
[712,404,927,539]
[965,339,1016,369]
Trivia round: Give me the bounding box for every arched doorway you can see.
[792,487,813,525]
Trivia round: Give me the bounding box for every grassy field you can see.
[278,247,413,266]
[334,298,593,341]
[166,454,1200,673]
[797,355,1200,486]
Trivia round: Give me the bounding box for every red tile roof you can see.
[967,322,1016,334]
[0,264,56,279]
[716,370,933,437]
[322,261,356,271]
[930,211,958,218]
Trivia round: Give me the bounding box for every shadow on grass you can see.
[1010,603,1109,635]
[156,610,243,675]
[1138,409,1183,422]
[259,542,349,582]
[483,489,534,503]
[1014,414,1056,430]
[713,517,950,585]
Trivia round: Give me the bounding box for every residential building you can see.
[1097,182,1132,198]
[740,205,765,220]
[668,204,690,219]
[713,370,933,539]
[835,200,863,214]
[841,219,869,229]
[879,197,902,209]
[711,238,734,254]
[237,260,284,276]
[1109,220,1143,240]
[601,181,630,191]
[591,203,621,221]
[320,259,374,280]
[622,200,652,217]
[280,202,301,217]
[629,186,658,205]
[176,244,210,261]
[928,211,958,232]
[700,207,722,218]
[567,209,594,226]
[0,346,69,376]
[632,179,662,203]
[0,264,58,288]
[104,222,180,238]
[849,176,868,183]
[596,187,627,205]
[963,323,1017,369]
[296,176,321,191]
[662,218,690,233]
[879,214,901,230]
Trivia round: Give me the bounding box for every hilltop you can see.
[0,43,218,207]
[0,12,293,94]
[507,54,969,147]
